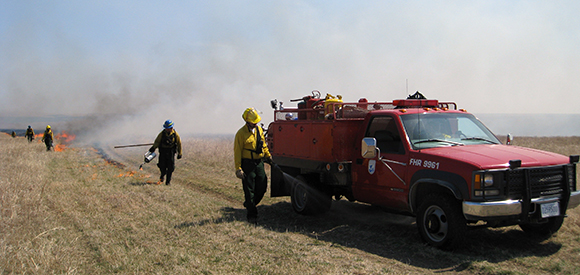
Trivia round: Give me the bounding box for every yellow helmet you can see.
[46,125,51,129]
[242,108,261,124]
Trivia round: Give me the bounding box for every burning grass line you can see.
[93,146,126,169]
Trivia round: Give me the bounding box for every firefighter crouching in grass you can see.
[25,125,35,142]
[234,108,272,224]
[149,120,182,185]
[42,125,54,151]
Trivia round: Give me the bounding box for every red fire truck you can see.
[266,91,580,248]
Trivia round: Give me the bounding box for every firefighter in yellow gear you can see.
[41,125,54,151]
[149,120,182,185]
[25,125,35,142]
[234,108,272,223]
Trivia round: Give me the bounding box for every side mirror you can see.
[361,137,377,159]
[506,133,513,145]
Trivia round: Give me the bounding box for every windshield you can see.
[400,112,500,149]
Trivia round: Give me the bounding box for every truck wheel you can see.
[416,193,466,249]
[291,176,331,215]
[519,216,564,237]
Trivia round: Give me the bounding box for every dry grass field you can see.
[2,133,580,274]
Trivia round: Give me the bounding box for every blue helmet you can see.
[163,120,174,129]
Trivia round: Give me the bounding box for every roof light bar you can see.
[393,99,439,108]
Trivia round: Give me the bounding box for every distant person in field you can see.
[148,120,182,185]
[11,131,16,138]
[234,108,272,224]
[25,125,35,142]
[42,125,53,151]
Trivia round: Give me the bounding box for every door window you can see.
[366,116,405,154]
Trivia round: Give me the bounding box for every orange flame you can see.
[51,131,77,152]
[117,171,136,177]
[54,144,67,152]
[55,131,76,143]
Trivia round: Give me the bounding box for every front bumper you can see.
[463,190,580,219]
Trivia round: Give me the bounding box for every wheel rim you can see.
[423,205,448,243]
[293,183,307,211]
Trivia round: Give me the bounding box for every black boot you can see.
[245,203,258,225]
[166,172,172,185]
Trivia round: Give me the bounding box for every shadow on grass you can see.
[176,199,563,271]
[174,207,244,229]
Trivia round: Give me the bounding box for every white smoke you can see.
[1,1,579,143]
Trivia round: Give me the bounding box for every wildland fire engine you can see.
[266,90,580,248]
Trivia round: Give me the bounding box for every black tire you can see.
[519,216,564,237]
[291,175,331,215]
[416,193,466,249]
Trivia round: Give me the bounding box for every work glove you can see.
[177,154,182,159]
[149,146,155,153]
[235,169,245,179]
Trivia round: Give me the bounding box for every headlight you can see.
[483,174,494,187]
[473,171,503,198]
[474,190,499,197]
[484,189,500,196]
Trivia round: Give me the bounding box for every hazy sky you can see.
[1,1,579,137]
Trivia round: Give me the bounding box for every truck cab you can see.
[267,91,580,248]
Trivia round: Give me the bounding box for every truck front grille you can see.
[506,165,573,199]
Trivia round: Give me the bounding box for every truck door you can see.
[352,115,410,210]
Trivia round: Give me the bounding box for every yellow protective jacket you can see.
[151,129,182,156]
[26,128,34,136]
[42,129,53,142]
[234,125,271,170]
